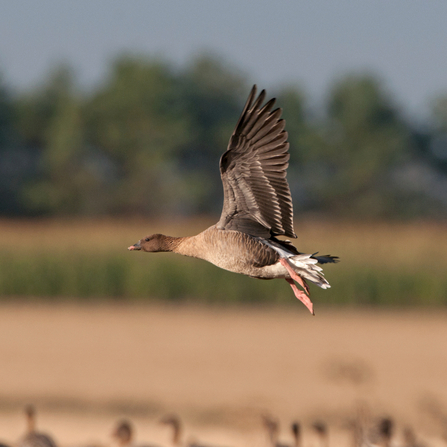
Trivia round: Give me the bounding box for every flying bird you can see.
[128,85,338,314]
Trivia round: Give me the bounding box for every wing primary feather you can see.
[239,91,269,137]
[246,98,277,139]
[233,85,257,135]
[218,87,297,239]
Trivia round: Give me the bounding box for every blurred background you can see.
[0,1,446,446]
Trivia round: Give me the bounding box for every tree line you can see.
[1,53,446,219]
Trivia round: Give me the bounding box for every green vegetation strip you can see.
[0,250,445,306]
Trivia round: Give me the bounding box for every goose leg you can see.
[286,278,315,315]
[279,258,310,294]
[280,258,314,315]
[285,279,314,315]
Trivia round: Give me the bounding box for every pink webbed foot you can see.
[280,258,314,315]
[286,278,314,315]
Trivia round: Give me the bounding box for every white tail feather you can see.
[261,239,331,290]
[288,254,331,289]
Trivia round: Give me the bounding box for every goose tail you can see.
[311,253,339,264]
[288,254,331,289]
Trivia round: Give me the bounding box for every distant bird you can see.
[112,420,133,447]
[160,415,225,447]
[160,414,182,447]
[348,402,371,447]
[18,405,58,447]
[128,85,338,314]
[369,417,394,447]
[377,418,393,447]
[291,422,301,447]
[111,419,162,447]
[262,414,280,447]
[261,414,296,447]
[312,421,329,447]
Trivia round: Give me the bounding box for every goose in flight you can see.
[128,85,338,314]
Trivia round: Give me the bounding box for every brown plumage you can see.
[217,87,294,239]
[129,85,338,314]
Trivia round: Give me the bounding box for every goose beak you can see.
[128,241,141,251]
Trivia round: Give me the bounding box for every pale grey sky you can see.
[1,1,447,118]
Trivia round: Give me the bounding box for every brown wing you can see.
[216,85,296,239]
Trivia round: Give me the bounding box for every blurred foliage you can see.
[430,96,447,172]
[0,54,446,218]
[319,76,413,217]
[2,249,445,306]
[0,219,445,306]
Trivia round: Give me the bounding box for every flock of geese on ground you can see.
[0,405,436,447]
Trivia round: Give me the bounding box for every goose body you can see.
[129,85,338,314]
[144,225,329,284]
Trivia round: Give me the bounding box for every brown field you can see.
[1,304,447,447]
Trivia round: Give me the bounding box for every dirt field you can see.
[1,304,447,446]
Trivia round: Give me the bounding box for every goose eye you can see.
[145,237,150,242]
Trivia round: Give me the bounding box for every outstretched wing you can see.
[217,85,296,239]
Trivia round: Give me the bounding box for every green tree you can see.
[177,54,248,214]
[85,55,191,215]
[431,96,447,173]
[0,73,24,214]
[276,86,328,213]
[318,74,412,217]
[5,54,446,220]
[18,65,93,214]
[0,75,13,147]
